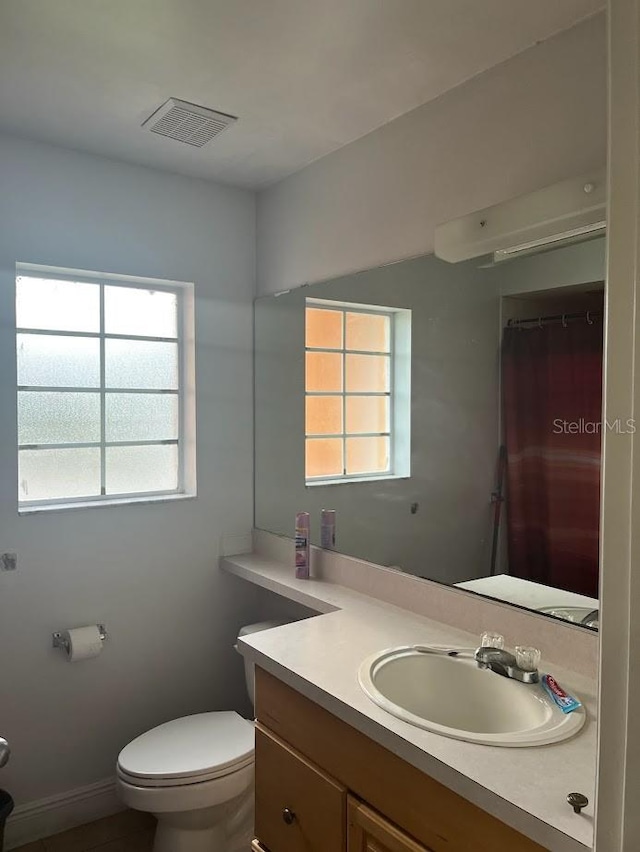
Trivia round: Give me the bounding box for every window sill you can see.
[306,474,409,487]
[18,492,196,516]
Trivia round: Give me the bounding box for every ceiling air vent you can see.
[142,98,237,148]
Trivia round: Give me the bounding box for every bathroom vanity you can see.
[225,542,596,852]
[252,667,547,852]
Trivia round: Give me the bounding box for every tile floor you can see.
[12,810,156,852]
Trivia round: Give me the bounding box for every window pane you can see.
[305,352,342,392]
[306,438,343,478]
[18,392,100,444]
[17,334,100,387]
[106,393,179,442]
[19,447,101,501]
[345,437,390,475]
[345,312,390,352]
[16,277,100,333]
[105,286,178,338]
[105,339,178,389]
[345,354,390,392]
[346,396,389,434]
[306,308,343,349]
[306,396,342,436]
[106,444,178,494]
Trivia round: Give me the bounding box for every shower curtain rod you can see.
[507,309,602,328]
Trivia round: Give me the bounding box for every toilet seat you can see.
[117,761,254,815]
[117,711,254,789]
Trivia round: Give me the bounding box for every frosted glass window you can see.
[19,448,101,501]
[106,394,179,442]
[306,308,343,350]
[18,392,101,445]
[16,269,189,508]
[305,439,343,478]
[346,437,390,475]
[105,340,179,389]
[346,396,389,435]
[106,445,179,494]
[305,352,342,392]
[16,277,100,333]
[305,300,395,482]
[305,396,342,435]
[346,354,390,393]
[17,335,100,388]
[105,286,178,338]
[345,312,390,352]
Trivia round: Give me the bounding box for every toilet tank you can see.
[238,621,288,707]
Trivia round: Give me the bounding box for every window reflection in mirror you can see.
[304,301,406,483]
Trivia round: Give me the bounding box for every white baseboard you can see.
[4,777,124,850]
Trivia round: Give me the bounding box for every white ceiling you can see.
[0,1,604,189]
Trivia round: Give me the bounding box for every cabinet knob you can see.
[282,808,297,825]
[567,792,589,814]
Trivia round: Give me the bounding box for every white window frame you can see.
[305,298,411,486]
[16,264,196,513]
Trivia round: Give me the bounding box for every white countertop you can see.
[222,553,596,852]
[456,575,599,615]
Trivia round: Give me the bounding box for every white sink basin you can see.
[538,606,597,626]
[358,647,586,747]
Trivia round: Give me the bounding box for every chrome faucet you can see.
[474,646,540,684]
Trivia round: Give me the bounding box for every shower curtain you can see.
[501,319,603,598]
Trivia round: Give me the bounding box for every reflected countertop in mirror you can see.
[456,575,599,628]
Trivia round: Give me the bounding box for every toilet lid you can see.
[117,712,255,784]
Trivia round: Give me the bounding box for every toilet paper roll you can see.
[63,625,104,662]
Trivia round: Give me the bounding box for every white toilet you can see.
[116,621,285,852]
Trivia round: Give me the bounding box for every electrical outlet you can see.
[1,553,17,571]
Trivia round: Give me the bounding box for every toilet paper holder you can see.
[52,624,108,652]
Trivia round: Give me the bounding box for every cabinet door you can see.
[255,724,347,852]
[348,798,435,852]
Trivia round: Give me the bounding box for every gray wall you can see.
[255,255,500,583]
[0,134,257,804]
[256,14,606,295]
[495,237,606,297]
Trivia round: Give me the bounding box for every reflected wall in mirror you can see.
[255,237,605,629]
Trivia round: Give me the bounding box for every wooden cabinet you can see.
[348,798,434,852]
[255,725,346,852]
[254,667,548,852]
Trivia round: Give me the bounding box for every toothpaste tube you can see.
[541,674,582,713]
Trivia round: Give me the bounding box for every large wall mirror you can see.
[254,236,605,630]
